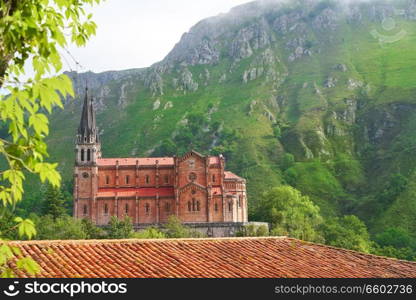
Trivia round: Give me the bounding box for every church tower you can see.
[73,87,101,221]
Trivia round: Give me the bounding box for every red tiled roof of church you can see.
[6,237,416,278]
[224,171,244,181]
[97,156,221,166]
[97,157,174,166]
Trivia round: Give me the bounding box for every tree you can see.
[107,216,134,239]
[256,186,323,242]
[236,224,269,237]
[163,215,204,238]
[81,218,106,239]
[153,139,177,156]
[34,215,87,240]
[320,215,372,253]
[0,0,102,276]
[0,208,20,240]
[378,173,408,206]
[375,227,414,249]
[372,244,416,261]
[133,227,166,239]
[41,184,67,220]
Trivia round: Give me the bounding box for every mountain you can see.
[23,0,416,239]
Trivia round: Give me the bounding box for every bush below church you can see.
[29,214,204,240]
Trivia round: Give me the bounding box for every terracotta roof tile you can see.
[97,156,221,167]
[97,157,174,166]
[6,237,416,278]
[224,171,244,181]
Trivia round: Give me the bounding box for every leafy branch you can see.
[0,0,103,277]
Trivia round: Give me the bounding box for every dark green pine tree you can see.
[41,184,67,220]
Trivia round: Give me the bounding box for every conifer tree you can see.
[41,185,67,220]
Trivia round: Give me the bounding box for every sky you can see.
[65,0,252,73]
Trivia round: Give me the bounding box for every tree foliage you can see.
[375,227,415,250]
[0,0,102,277]
[163,215,204,238]
[107,216,134,239]
[255,186,323,242]
[320,215,372,253]
[81,218,106,239]
[33,214,87,240]
[41,184,67,220]
[133,227,166,239]
[236,224,269,237]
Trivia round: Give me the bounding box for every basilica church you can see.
[73,88,248,229]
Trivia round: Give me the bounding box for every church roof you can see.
[6,237,416,278]
[97,157,174,166]
[224,171,244,181]
[96,156,221,167]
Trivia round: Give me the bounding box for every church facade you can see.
[73,88,248,227]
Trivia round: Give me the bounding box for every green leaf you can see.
[16,219,37,239]
[29,113,49,135]
[16,257,40,275]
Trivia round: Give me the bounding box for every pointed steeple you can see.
[75,86,101,165]
[77,86,98,144]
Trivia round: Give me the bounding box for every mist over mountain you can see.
[26,0,416,240]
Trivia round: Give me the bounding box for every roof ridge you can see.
[6,236,288,245]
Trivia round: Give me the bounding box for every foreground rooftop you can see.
[7,237,416,278]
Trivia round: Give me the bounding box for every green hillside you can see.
[20,0,416,244]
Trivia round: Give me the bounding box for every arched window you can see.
[145,203,150,214]
[105,175,110,185]
[81,149,85,162]
[196,200,200,211]
[104,204,108,215]
[145,175,150,184]
[188,201,192,212]
[165,202,171,212]
[228,201,232,212]
[164,175,169,184]
[125,204,129,214]
[212,174,216,183]
[87,149,91,161]
[192,198,196,211]
[125,175,130,185]
[83,204,88,215]
[214,202,218,212]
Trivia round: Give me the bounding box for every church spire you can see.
[75,86,101,165]
[77,86,99,144]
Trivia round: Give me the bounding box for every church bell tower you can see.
[73,87,101,222]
